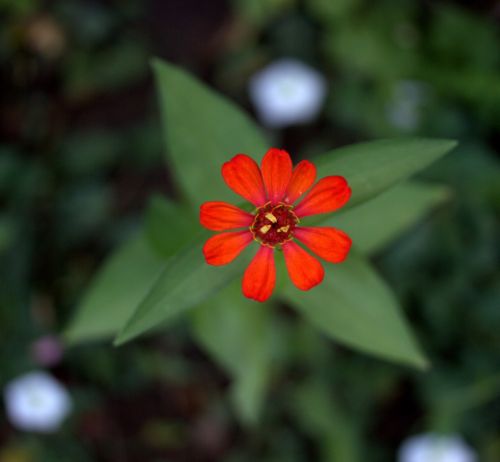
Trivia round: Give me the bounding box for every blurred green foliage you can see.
[1,0,500,461]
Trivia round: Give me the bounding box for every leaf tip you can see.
[60,323,89,347]
[442,138,458,151]
[150,57,170,79]
[114,322,142,347]
[413,355,431,371]
[149,56,163,71]
[113,332,129,347]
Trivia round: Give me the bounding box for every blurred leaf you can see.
[0,148,22,195]
[114,241,253,345]
[0,216,14,255]
[283,252,428,368]
[145,196,198,257]
[423,143,500,198]
[327,11,417,79]
[124,120,164,167]
[330,181,451,254]
[60,130,122,176]
[313,138,456,210]
[420,67,500,110]
[232,0,296,26]
[307,0,360,22]
[267,15,317,60]
[430,372,500,430]
[191,281,275,424]
[0,444,35,462]
[0,158,51,205]
[64,39,148,98]
[56,183,112,247]
[290,379,360,462]
[0,0,36,16]
[430,5,499,71]
[65,195,201,343]
[152,58,268,205]
[64,233,165,343]
[328,76,390,137]
[57,1,115,45]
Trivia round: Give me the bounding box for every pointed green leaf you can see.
[313,138,456,209]
[191,282,275,424]
[283,252,428,369]
[115,240,254,345]
[64,197,199,344]
[113,181,448,348]
[290,379,361,462]
[330,181,451,254]
[63,234,165,344]
[145,196,198,257]
[155,57,454,211]
[153,58,268,205]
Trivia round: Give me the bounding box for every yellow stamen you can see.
[277,225,290,233]
[265,213,277,223]
[260,224,271,234]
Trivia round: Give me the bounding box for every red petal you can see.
[203,231,253,266]
[222,154,267,207]
[261,148,292,204]
[242,246,276,302]
[284,160,317,204]
[200,201,254,231]
[294,226,352,263]
[294,176,351,218]
[282,241,324,291]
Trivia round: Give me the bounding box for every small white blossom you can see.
[398,433,477,462]
[249,59,327,128]
[4,371,72,433]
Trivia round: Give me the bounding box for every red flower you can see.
[200,148,352,302]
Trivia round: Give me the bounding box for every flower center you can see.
[250,202,299,247]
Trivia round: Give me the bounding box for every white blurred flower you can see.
[398,433,477,462]
[4,371,72,433]
[386,80,428,131]
[249,59,327,128]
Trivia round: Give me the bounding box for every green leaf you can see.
[110,61,456,353]
[65,38,148,97]
[430,372,500,431]
[153,58,268,205]
[283,252,428,369]
[64,233,165,344]
[290,379,361,462]
[314,138,457,209]
[113,182,448,349]
[330,181,451,255]
[154,58,454,213]
[114,241,254,346]
[65,197,201,344]
[145,195,198,257]
[191,282,275,424]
